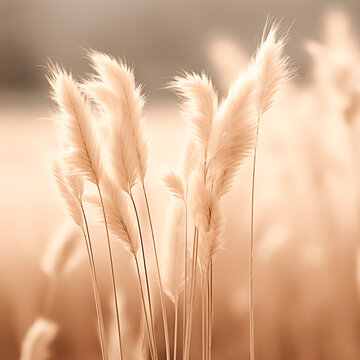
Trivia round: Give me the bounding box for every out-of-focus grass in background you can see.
[0,0,359,96]
[1,1,360,359]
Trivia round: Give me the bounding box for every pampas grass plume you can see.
[51,159,84,228]
[161,201,186,304]
[42,222,83,277]
[48,65,102,185]
[170,72,218,149]
[85,51,149,185]
[208,67,257,197]
[181,139,201,186]
[253,21,293,116]
[187,171,224,270]
[162,171,185,201]
[247,21,293,360]
[97,175,139,256]
[20,318,58,360]
[198,197,224,274]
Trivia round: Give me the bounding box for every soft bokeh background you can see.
[1,0,360,359]
[1,0,359,95]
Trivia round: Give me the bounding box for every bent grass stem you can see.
[130,191,158,360]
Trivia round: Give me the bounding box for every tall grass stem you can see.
[173,299,179,360]
[80,203,108,360]
[184,227,199,360]
[142,183,171,360]
[249,118,260,360]
[182,198,188,357]
[135,255,156,360]
[130,191,158,360]
[97,185,124,360]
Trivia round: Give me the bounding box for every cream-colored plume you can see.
[41,222,83,277]
[20,317,58,360]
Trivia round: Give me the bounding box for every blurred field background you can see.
[1,0,360,359]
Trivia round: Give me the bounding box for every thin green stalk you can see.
[135,255,156,360]
[142,183,170,360]
[130,191,158,360]
[80,203,108,360]
[97,185,124,360]
[184,227,199,360]
[249,118,260,360]
[173,299,179,360]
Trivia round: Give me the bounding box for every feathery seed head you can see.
[170,72,218,149]
[20,317,58,360]
[253,21,293,116]
[99,175,139,255]
[85,51,149,184]
[181,139,202,187]
[188,174,224,272]
[42,222,83,278]
[161,200,186,303]
[162,171,185,201]
[48,64,102,184]
[206,67,257,197]
[51,159,84,228]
